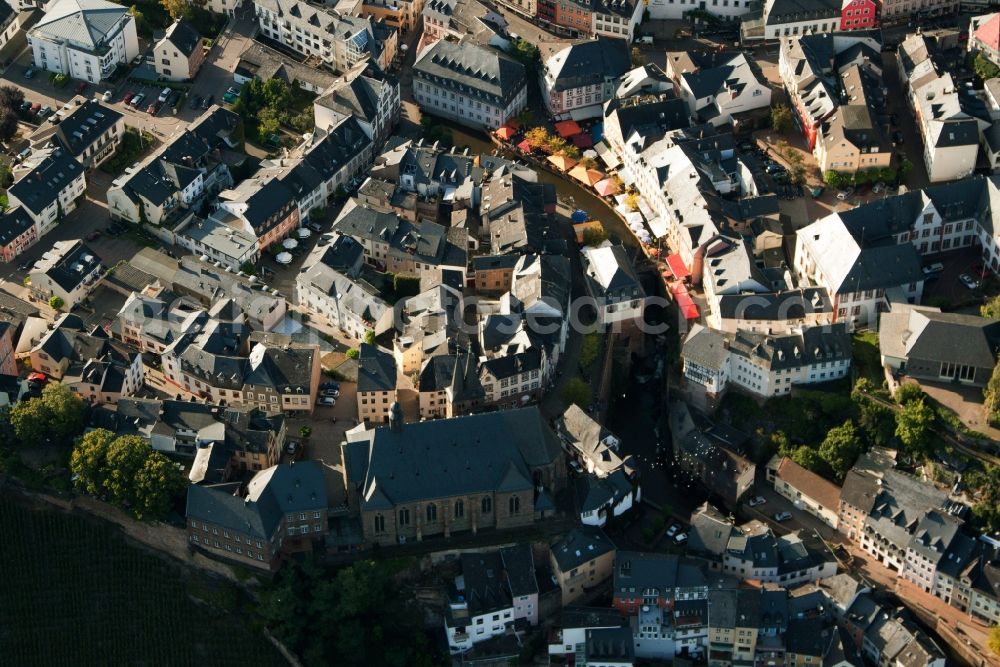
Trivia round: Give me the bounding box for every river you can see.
[436,121,641,249]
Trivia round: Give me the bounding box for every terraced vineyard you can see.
[0,498,285,666]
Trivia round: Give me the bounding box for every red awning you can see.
[495,125,516,140]
[555,120,583,137]
[667,254,691,279]
[517,139,532,152]
[571,133,593,148]
[671,283,700,319]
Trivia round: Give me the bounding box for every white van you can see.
[158,87,171,103]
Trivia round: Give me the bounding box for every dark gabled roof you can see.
[786,617,831,656]
[161,18,201,57]
[575,470,632,513]
[552,526,616,572]
[51,99,123,159]
[9,147,84,215]
[244,343,316,394]
[546,38,631,92]
[585,627,633,662]
[688,502,735,557]
[357,343,397,393]
[904,309,1000,369]
[0,207,34,247]
[839,469,880,512]
[32,240,101,293]
[613,550,678,596]
[472,254,520,271]
[459,551,512,616]
[185,483,282,539]
[246,461,328,513]
[343,407,562,508]
[414,39,526,107]
[935,118,980,148]
[300,116,372,182]
[766,0,840,24]
[500,544,538,598]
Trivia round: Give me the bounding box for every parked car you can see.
[38,106,51,118]
[285,440,299,456]
[319,381,340,391]
[158,87,171,103]
[837,189,853,201]
[666,523,679,537]
[773,511,792,522]
[146,102,159,114]
[19,99,31,112]
[748,496,767,507]
[959,273,981,290]
[922,263,944,278]
[321,389,340,398]
[166,90,180,107]
[674,533,688,544]
[122,91,135,105]
[132,94,147,108]
[17,259,33,271]
[27,372,48,385]
[318,396,336,407]
[23,67,35,79]
[102,90,113,102]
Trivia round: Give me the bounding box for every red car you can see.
[27,372,48,385]
[74,81,87,95]
[122,91,135,105]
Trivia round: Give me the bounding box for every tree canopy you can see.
[70,429,186,520]
[562,377,592,410]
[258,559,439,667]
[895,398,934,458]
[770,104,793,133]
[818,421,863,481]
[10,382,85,447]
[581,225,608,247]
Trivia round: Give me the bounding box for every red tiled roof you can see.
[974,13,1000,52]
[775,456,841,510]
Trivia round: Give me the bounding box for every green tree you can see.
[985,361,1000,423]
[894,382,924,405]
[346,347,360,359]
[581,225,608,247]
[132,452,185,519]
[625,192,640,211]
[257,107,280,142]
[508,38,539,67]
[0,162,12,188]
[579,333,602,375]
[392,273,421,299]
[630,46,646,67]
[789,444,826,474]
[524,126,550,150]
[546,136,569,155]
[990,625,1000,658]
[982,294,1000,319]
[104,435,152,510]
[308,206,325,223]
[770,103,793,133]
[10,382,85,447]
[48,296,64,310]
[899,159,914,179]
[69,428,116,495]
[0,85,24,111]
[299,426,312,439]
[159,0,192,19]
[819,421,863,481]
[824,170,845,188]
[562,377,592,409]
[895,398,934,458]
[128,5,147,36]
[363,329,376,345]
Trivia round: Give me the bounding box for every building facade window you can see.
[482,496,492,514]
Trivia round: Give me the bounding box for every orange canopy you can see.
[548,154,578,171]
[555,120,583,137]
[495,125,516,140]
[569,165,605,186]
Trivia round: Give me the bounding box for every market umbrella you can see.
[554,120,583,137]
[275,252,293,265]
[571,209,589,223]
[571,133,593,149]
[495,125,516,140]
[517,139,532,152]
[282,237,299,249]
[569,164,604,187]
[594,177,621,197]
[296,227,312,239]
[547,154,577,172]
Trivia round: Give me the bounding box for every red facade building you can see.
[840,0,878,30]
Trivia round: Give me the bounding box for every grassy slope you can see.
[0,499,284,667]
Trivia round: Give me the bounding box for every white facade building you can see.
[29,0,139,83]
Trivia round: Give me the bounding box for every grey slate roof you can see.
[613,551,678,596]
[161,18,201,57]
[545,38,631,92]
[0,207,34,248]
[499,544,538,598]
[10,147,84,216]
[357,343,397,393]
[186,483,282,539]
[49,99,123,160]
[585,627,633,663]
[414,39,525,108]
[552,525,615,572]
[32,0,129,51]
[682,323,729,371]
[343,406,561,509]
